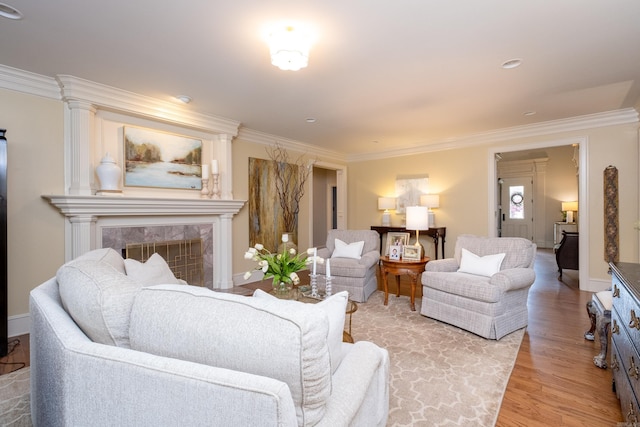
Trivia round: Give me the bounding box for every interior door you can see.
[500,177,533,240]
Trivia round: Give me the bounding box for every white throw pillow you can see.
[457,248,506,277]
[57,259,143,347]
[331,238,365,260]
[253,289,349,373]
[124,253,186,285]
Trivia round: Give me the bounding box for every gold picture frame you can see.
[385,232,410,256]
[402,244,422,261]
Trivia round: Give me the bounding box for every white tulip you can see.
[307,248,316,255]
[254,243,264,251]
[243,271,252,280]
[289,248,296,255]
[244,251,254,260]
[282,234,289,243]
[290,272,300,284]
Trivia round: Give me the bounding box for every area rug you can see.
[0,367,31,426]
[353,291,524,427]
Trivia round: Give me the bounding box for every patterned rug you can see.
[0,366,31,426]
[0,292,522,427]
[353,291,524,427]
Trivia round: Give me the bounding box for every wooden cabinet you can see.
[610,262,640,424]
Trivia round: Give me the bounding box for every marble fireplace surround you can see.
[44,195,244,289]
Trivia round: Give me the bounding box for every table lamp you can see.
[378,197,396,226]
[561,201,578,223]
[405,206,429,255]
[420,194,440,227]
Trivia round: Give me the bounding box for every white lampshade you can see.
[268,24,313,71]
[405,206,429,231]
[378,197,396,210]
[561,201,578,212]
[420,194,440,209]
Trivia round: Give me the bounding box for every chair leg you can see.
[584,300,596,341]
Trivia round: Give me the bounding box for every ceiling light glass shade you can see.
[405,206,429,231]
[268,25,312,71]
[420,194,440,209]
[378,197,396,211]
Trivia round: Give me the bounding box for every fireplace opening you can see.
[123,238,204,286]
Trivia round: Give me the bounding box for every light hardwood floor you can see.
[1,249,623,425]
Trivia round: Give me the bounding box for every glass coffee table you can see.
[271,286,358,343]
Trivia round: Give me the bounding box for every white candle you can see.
[211,160,219,174]
[313,248,317,275]
[326,259,331,278]
[201,164,209,178]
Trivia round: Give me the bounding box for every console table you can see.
[371,226,446,259]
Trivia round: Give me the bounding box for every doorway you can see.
[309,162,347,248]
[489,137,588,289]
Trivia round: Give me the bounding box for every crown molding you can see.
[56,75,240,135]
[237,127,346,163]
[348,108,639,162]
[0,64,61,99]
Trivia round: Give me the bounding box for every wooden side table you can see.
[380,256,430,311]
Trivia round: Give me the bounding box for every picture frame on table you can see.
[385,232,410,255]
[389,245,402,260]
[402,244,422,261]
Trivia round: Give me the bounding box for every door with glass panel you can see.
[500,177,533,239]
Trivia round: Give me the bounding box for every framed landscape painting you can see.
[124,126,203,190]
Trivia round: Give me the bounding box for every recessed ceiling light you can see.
[305,117,317,123]
[502,58,522,69]
[523,111,536,116]
[175,95,192,104]
[0,3,22,20]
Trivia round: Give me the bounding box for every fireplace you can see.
[44,195,244,289]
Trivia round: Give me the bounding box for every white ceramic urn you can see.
[96,153,122,191]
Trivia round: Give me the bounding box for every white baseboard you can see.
[8,313,30,337]
[583,277,611,293]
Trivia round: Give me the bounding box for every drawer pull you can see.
[628,403,638,423]
[613,284,620,298]
[630,310,640,330]
[612,319,620,335]
[612,354,620,371]
[628,356,640,380]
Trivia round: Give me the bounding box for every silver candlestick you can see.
[210,173,220,199]
[310,274,319,298]
[200,178,209,199]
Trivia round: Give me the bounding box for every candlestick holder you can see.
[310,274,319,298]
[210,173,220,199]
[200,178,209,199]
[325,276,332,297]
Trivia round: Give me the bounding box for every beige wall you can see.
[0,88,66,318]
[348,123,639,289]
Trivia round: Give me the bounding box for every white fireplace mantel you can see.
[43,194,245,289]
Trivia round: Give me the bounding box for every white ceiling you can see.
[1,0,639,156]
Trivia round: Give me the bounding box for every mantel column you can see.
[213,213,234,289]
[65,100,96,196]
[217,134,234,200]
[67,215,97,261]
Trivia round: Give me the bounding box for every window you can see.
[509,186,524,219]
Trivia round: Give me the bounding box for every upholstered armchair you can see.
[420,235,536,340]
[316,229,380,302]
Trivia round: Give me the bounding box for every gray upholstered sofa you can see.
[316,230,380,302]
[420,235,536,340]
[30,248,389,426]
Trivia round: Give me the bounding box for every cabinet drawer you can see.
[612,274,640,356]
[612,338,640,423]
[612,308,640,406]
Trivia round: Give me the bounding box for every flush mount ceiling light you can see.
[175,95,192,104]
[267,23,314,71]
[0,3,23,19]
[502,58,522,69]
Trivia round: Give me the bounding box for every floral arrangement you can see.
[244,238,324,288]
